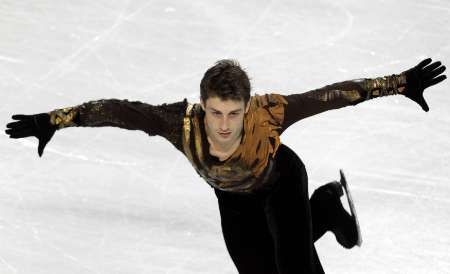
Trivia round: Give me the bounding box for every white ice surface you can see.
[1,0,449,273]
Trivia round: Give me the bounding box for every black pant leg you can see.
[310,186,333,242]
[214,188,278,274]
[264,144,324,274]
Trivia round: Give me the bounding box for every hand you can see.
[402,58,446,112]
[5,113,57,157]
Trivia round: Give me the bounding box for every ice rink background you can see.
[1,0,449,273]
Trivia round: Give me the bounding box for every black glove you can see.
[402,58,446,112]
[5,113,57,157]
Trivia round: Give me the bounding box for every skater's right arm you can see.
[5,99,188,157]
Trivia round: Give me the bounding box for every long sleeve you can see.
[48,98,188,151]
[281,73,407,132]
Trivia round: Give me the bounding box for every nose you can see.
[219,117,230,131]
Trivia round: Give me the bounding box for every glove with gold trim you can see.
[5,113,56,157]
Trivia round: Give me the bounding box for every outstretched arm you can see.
[281,58,446,132]
[5,99,187,157]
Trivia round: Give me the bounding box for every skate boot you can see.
[313,170,362,248]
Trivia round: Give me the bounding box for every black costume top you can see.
[48,73,406,193]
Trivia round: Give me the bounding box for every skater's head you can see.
[200,59,251,107]
[200,59,251,148]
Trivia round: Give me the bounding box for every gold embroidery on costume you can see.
[342,90,361,102]
[302,73,408,107]
[310,89,362,103]
[191,111,204,163]
[182,104,194,164]
[48,107,79,129]
[363,74,406,100]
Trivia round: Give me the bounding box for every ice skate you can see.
[311,173,362,249]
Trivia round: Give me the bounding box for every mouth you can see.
[218,132,231,138]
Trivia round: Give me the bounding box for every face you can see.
[201,96,250,148]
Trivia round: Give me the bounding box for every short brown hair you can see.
[200,59,251,105]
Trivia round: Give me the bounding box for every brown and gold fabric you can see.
[182,94,288,193]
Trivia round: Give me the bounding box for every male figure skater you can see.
[5,58,446,273]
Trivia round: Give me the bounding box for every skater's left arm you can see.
[280,58,446,132]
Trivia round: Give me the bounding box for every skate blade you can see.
[339,169,363,247]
